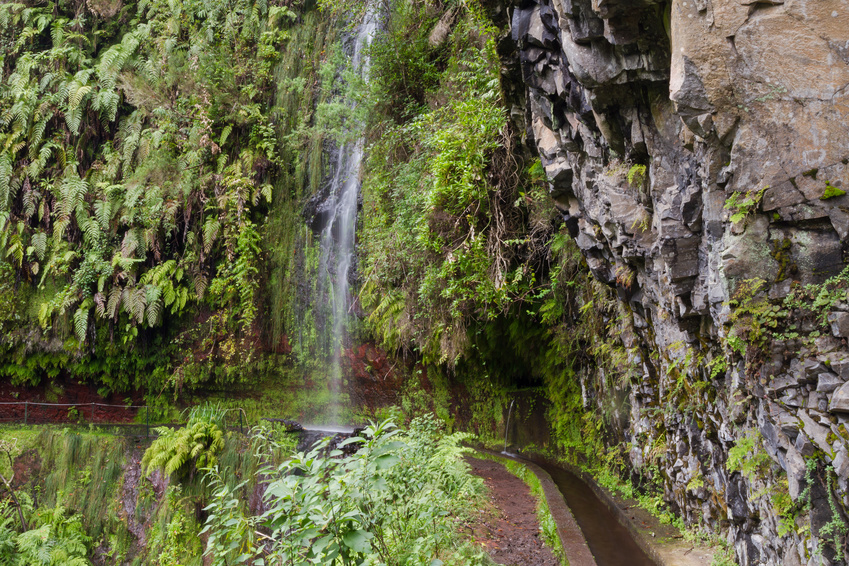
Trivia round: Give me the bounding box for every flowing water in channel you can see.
[500,395,656,565]
[315,12,378,425]
[536,460,657,566]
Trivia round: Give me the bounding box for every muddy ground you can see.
[466,456,560,566]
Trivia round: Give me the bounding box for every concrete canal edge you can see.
[521,458,599,566]
[544,456,719,566]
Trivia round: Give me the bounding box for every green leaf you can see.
[341,529,372,553]
[374,453,400,470]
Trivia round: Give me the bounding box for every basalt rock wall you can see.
[505,0,849,563]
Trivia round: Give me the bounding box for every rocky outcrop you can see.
[507,0,849,562]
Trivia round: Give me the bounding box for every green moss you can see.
[771,237,794,282]
[724,186,767,224]
[820,181,846,200]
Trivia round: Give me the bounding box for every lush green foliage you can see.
[0,504,92,566]
[723,264,849,362]
[0,0,346,393]
[142,405,226,479]
[0,0,289,334]
[360,0,560,365]
[724,186,766,224]
[201,415,492,565]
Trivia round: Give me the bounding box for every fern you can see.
[93,199,112,231]
[145,284,162,326]
[73,300,91,343]
[106,285,123,319]
[14,506,92,566]
[1,0,287,356]
[0,154,13,211]
[202,217,221,255]
[142,407,226,479]
[31,232,47,261]
[128,287,146,324]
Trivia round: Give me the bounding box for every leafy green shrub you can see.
[201,415,490,565]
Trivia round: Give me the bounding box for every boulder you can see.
[829,382,849,414]
[817,372,843,394]
[828,312,849,339]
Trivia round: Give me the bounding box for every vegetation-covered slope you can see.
[0,0,342,392]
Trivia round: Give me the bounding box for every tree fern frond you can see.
[121,229,139,257]
[131,287,146,323]
[0,153,12,211]
[94,199,111,231]
[94,292,106,318]
[28,118,47,159]
[53,216,70,242]
[193,272,207,300]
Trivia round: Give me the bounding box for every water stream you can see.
[315,12,378,425]
[499,396,656,565]
[535,459,656,566]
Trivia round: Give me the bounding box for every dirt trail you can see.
[466,456,560,566]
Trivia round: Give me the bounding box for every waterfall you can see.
[502,398,515,454]
[315,12,377,426]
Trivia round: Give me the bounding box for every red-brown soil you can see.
[0,378,143,424]
[466,456,560,566]
[344,341,402,411]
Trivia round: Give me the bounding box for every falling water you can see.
[316,12,378,426]
[502,399,516,454]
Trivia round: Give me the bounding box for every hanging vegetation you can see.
[0,0,340,392]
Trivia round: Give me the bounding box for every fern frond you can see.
[107,285,122,319]
[0,153,12,210]
[94,199,112,231]
[145,285,162,327]
[94,292,106,318]
[202,217,220,255]
[130,287,146,323]
[73,304,89,343]
[31,231,47,260]
[193,272,207,300]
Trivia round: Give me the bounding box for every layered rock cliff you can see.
[506,0,849,562]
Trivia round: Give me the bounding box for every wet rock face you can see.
[508,0,849,563]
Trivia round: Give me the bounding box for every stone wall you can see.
[504,0,849,562]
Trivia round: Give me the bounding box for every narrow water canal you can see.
[535,460,656,566]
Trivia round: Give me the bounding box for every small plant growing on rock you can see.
[724,186,767,223]
[627,164,647,187]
